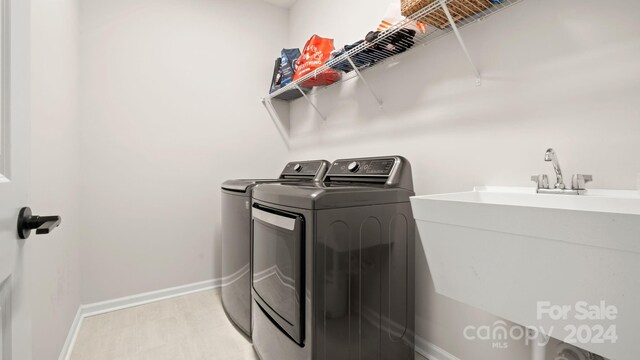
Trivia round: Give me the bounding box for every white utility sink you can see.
[411,187,640,360]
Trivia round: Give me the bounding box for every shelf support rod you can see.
[261,98,291,148]
[346,55,383,109]
[440,0,482,86]
[294,83,326,120]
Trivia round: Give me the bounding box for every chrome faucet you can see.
[531,148,592,195]
[544,148,565,189]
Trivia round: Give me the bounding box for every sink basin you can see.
[411,187,640,360]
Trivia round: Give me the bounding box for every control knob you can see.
[347,161,360,173]
[293,164,302,172]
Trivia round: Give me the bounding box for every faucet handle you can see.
[531,174,549,189]
[571,174,593,190]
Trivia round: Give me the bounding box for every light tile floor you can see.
[71,289,428,360]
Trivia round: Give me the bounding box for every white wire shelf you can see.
[262,0,525,146]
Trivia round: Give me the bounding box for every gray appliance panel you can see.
[314,202,415,360]
[221,191,252,335]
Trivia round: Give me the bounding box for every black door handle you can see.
[17,207,62,239]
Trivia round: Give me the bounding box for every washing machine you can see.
[250,156,415,360]
[221,160,330,337]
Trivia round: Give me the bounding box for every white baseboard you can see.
[58,278,221,360]
[81,279,221,317]
[415,334,461,360]
[58,307,83,360]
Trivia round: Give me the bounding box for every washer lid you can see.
[221,179,288,193]
[252,182,414,210]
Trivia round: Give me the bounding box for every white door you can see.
[0,0,32,359]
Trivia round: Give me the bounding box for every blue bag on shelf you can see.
[279,48,300,87]
[270,48,301,93]
[269,48,309,100]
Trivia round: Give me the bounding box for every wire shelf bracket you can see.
[294,83,326,120]
[439,0,482,86]
[261,98,291,148]
[346,54,384,108]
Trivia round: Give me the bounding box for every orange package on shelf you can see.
[294,35,341,88]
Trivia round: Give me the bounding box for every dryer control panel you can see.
[280,160,330,180]
[328,158,396,176]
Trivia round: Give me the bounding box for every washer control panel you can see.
[328,158,396,177]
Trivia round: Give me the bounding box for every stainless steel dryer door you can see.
[252,204,304,345]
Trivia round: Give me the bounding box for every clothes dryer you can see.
[221,160,329,337]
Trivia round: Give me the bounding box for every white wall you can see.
[29,0,82,359]
[287,0,640,359]
[78,0,289,303]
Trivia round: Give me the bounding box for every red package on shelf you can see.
[294,35,341,88]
